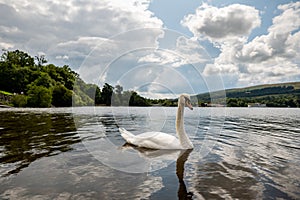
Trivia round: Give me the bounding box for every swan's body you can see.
[119,94,194,149]
[119,128,182,149]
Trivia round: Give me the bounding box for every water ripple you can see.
[0,107,299,199]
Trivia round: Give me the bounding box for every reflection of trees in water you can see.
[0,112,80,176]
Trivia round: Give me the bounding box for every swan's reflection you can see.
[122,144,193,199]
[176,149,193,200]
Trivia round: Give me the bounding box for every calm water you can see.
[0,107,299,199]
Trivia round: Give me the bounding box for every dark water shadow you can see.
[176,149,193,200]
[0,111,81,177]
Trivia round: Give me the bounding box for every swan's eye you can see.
[185,97,191,104]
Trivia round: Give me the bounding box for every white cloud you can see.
[134,66,197,98]
[236,2,300,64]
[127,35,212,97]
[175,36,210,64]
[55,55,69,60]
[138,36,210,68]
[0,41,14,49]
[204,63,239,75]
[78,28,164,85]
[0,0,163,70]
[138,49,187,68]
[270,2,300,34]
[235,2,300,84]
[185,2,300,86]
[181,3,261,42]
[101,59,197,98]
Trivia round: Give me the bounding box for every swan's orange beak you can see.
[187,102,193,110]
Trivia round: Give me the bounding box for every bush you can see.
[52,84,72,107]
[27,85,52,107]
[11,94,27,107]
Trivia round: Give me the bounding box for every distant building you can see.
[248,103,266,107]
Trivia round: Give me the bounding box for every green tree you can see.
[1,50,34,67]
[35,54,47,69]
[11,94,27,107]
[95,86,102,105]
[31,72,54,88]
[0,61,16,92]
[296,95,300,107]
[111,85,123,106]
[52,84,73,107]
[129,92,150,106]
[43,64,63,83]
[56,65,77,90]
[286,98,297,107]
[101,83,114,106]
[0,50,101,107]
[115,85,123,95]
[162,99,175,106]
[237,98,247,107]
[227,98,238,107]
[27,85,52,107]
[84,84,98,100]
[120,90,133,106]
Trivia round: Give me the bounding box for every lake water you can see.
[0,107,299,199]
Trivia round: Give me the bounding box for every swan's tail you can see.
[119,127,136,144]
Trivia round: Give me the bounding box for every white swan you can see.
[119,94,194,149]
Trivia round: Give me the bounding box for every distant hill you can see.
[195,81,300,107]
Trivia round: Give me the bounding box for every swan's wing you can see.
[119,128,181,149]
[133,132,181,149]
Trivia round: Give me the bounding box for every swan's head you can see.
[179,94,193,110]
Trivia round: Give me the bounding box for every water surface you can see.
[0,107,299,199]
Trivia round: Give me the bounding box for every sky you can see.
[0,0,299,98]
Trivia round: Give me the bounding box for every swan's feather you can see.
[119,128,182,149]
[119,127,135,144]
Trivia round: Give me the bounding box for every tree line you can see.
[75,82,177,107]
[0,50,75,107]
[196,85,300,107]
[225,95,300,107]
[0,50,161,107]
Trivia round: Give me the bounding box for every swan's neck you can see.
[176,104,193,149]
